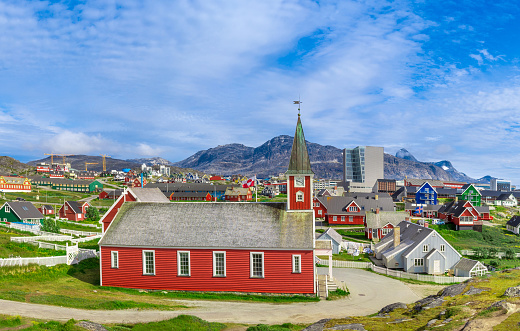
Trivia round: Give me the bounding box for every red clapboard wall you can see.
[101,247,314,294]
[288,176,312,210]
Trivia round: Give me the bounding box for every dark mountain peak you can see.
[395,148,418,162]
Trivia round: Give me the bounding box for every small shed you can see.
[316,228,342,254]
[506,215,520,235]
[453,258,488,277]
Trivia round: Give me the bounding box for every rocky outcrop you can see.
[504,286,520,297]
[439,283,467,297]
[378,302,407,314]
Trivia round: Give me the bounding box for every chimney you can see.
[455,196,458,203]
[375,194,379,200]
[394,226,400,248]
[376,208,380,214]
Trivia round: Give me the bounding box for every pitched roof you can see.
[317,228,342,244]
[225,187,251,196]
[4,201,43,220]
[129,187,170,202]
[144,182,238,193]
[100,202,314,249]
[66,201,88,214]
[506,215,520,228]
[315,240,332,250]
[365,211,407,229]
[453,258,480,272]
[169,191,210,199]
[286,114,313,175]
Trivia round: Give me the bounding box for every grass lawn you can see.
[0,258,318,311]
[318,252,371,262]
[89,198,119,207]
[429,223,520,251]
[0,227,64,258]
[334,229,370,243]
[57,220,102,232]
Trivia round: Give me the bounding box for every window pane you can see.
[179,252,190,276]
[252,253,263,277]
[144,251,154,274]
[214,252,225,276]
[293,255,301,273]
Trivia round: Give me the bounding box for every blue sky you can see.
[1,0,520,183]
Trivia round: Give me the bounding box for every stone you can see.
[504,286,520,297]
[75,321,108,331]
[439,283,467,297]
[488,300,515,314]
[388,318,413,324]
[427,319,438,327]
[422,298,445,310]
[413,296,445,312]
[302,318,331,331]
[464,286,486,296]
[326,323,366,331]
[378,302,408,314]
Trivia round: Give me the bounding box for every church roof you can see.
[286,114,314,175]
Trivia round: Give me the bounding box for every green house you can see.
[457,184,481,207]
[0,201,44,225]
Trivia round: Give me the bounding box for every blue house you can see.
[415,182,437,205]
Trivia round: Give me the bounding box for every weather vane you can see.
[293,96,302,115]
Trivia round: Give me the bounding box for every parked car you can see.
[15,197,26,201]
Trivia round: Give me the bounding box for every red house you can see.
[100,187,170,233]
[438,200,482,231]
[313,197,328,218]
[59,201,91,221]
[99,114,316,295]
[38,204,55,215]
[99,189,124,200]
[128,178,147,188]
[224,187,252,202]
[169,192,212,201]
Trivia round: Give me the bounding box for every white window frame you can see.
[177,251,191,276]
[111,251,119,268]
[296,191,304,202]
[318,210,322,215]
[213,251,226,277]
[341,216,345,222]
[5,206,10,213]
[423,244,429,252]
[414,258,424,266]
[250,252,264,278]
[142,250,155,275]
[292,254,301,273]
[349,216,353,222]
[440,244,445,252]
[316,202,320,207]
[333,216,337,222]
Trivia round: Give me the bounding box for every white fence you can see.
[60,229,100,236]
[317,258,471,284]
[0,222,40,234]
[71,234,102,244]
[11,235,72,243]
[460,250,520,258]
[0,255,67,267]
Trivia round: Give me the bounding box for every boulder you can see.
[439,283,467,297]
[75,321,108,331]
[302,319,331,331]
[488,300,515,314]
[504,286,520,297]
[464,286,487,296]
[378,302,407,314]
[427,319,438,327]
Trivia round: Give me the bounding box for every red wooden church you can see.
[99,114,316,294]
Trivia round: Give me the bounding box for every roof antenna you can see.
[293,95,302,116]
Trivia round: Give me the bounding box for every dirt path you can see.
[0,268,431,325]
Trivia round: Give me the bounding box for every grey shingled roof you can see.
[317,228,342,244]
[100,202,314,249]
[315,240,332,250]
[5,201,43,220]
[169,191,210,199]
[129,187,170,202]
[376,221,435,259]
[506,215,520,228]
[365,211,407,229]
[453,258,479,272]
[144,182,238,193]
[66,201,88,214]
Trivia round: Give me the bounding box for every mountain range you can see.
[172,138,493,182]
[15,137,494,183]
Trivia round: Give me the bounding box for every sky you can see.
[1,0,520,183]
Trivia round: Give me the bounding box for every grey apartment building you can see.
[343,146,384,192]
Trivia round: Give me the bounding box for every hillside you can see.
[173,135,470,181]
[0,156,33,176]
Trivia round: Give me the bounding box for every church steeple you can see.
[286,114,314,175]
[286,113,314,212]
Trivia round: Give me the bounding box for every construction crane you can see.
[85,162,98,171]
[100,154,111,172]
[44,153,73,165]
[44,153,57,165]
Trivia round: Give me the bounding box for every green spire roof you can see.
[286,114,314,175]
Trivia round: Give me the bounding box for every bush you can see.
[40,218,60,233]
[505,248,516,260]
[85,207,100,222]
[489,260,499,267]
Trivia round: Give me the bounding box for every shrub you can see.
[505,248,516,260]
[489,260,499,267]
[40,218,60,233]
[85,207,100,222]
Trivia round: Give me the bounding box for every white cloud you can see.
[41,131,107,155]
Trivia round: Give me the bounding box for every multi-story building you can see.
[490,178,511,191]
[343,146,384,193]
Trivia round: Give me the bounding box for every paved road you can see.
[0,268,421,325]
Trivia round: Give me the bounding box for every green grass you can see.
[429,223,520,251]
[327,288,350,300]
[246,322,306,331]
[112,315,226,331]
[4,189,90,204]
[0,227,65,258]
[318,252,371,262]
[57,221,101,232]
[0,315,22,328]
